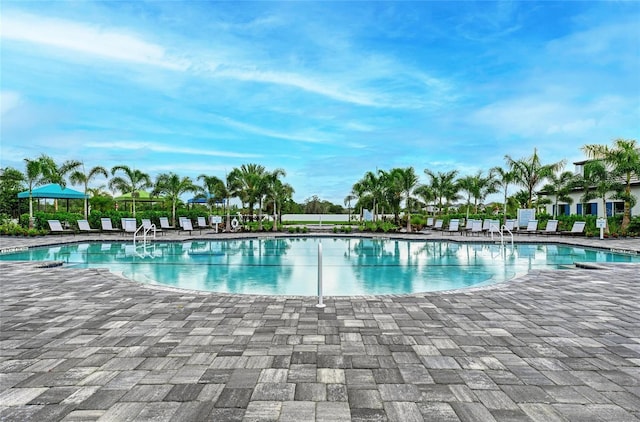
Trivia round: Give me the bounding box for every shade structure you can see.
[188,194,225,204]
[114,190,161,202]
[17,184,88,199]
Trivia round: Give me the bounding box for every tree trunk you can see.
[29,193,34,228]
[226,196,231,232]
[622,183,631,230]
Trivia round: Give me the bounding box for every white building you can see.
[541,160,640,218]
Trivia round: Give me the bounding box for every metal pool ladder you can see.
[491,223,514,246]
[133,223,157,248]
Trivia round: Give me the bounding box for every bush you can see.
[21,212,84,230]
[359,221,398,233]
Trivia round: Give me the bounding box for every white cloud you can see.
[0,91,22,116]
[214,115,333,144]
[213,67,380,107]
[470,96,616,137]
[85,141,261,159]
[1,11,189,70]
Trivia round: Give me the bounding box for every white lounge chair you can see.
[537,220,558,235]
[467,220,483,236]
[159,217,175,230]
[142,219,163,236]
[181,219,193,235]
[77,219,99,233]
[196,216,209,233]
[432,219,444,231]
[487,219,501,236]
[522,220,539,234]
[503,219,516,232]
[461,219,477,235]
[47,220,74,235]
[557,221,586,236]
[446,219,460,234]
[121,218,137,235]
[100,218,122,233]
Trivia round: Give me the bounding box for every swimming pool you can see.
[1,238,638,295]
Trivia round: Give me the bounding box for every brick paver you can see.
[1,233,639,421]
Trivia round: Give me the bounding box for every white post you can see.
[316,241,326,308]
[597,217,606,240]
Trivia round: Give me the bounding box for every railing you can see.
[501,224,514,246]
[489,222,514,247]
[133,224,157,247]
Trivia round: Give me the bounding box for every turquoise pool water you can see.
[1,238,638,295]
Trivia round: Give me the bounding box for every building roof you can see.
[17,184,88,199]
[113,190,161,202]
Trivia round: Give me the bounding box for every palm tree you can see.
[574,160,622,233]
[50,159,82,211]
[457,175,476,220]
[505,149,564,208]
[378,169,402,223]
[109,166,152,217]
[392,167,420,231]
[413,184,435,215]
[69,164,109,218]
[198,174,225,208]
[424,169,459,215]
[491,166,515,224]
[582,138,640,230]
[228,163,266,218]
[153,172,198,226]
[352,171,385,221]
[344,193,357,222]
[541,171,576,218]
[23,154,58,227]
[263,168,288,231]
[475,171,499,214]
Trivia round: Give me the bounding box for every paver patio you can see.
[1,233,639,421]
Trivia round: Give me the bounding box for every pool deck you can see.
[1,231,639,421]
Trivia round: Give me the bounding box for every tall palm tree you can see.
[476,171,499,214]
[505,149,564,208]
[424,169,459,215]
[392,167,420,231]
[198,174,227,217]
[23,155,58,227]
[583,138,640,230]
[109,166,152,217]
[69,164,109,218]
[51,159,82,211]
[413,184,435,215]
[541,171,576,218]
[379,169,402,223]
[153,172,198,226]
[491,166,515,224]
[352,170,385,221]
[457,175,476,220]
[344,193,357,222]
[228,163,266,217]
[574,160,622,233]
[263,168,288,231]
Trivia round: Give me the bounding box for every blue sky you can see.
[1,1,639,204]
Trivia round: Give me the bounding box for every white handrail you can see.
[133,224,144,246]
[133,224,156,247]
[144,224,156,240]
[501,225,514,246]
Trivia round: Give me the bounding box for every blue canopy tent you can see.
[188,194,225,206]
[17,184,88,212]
